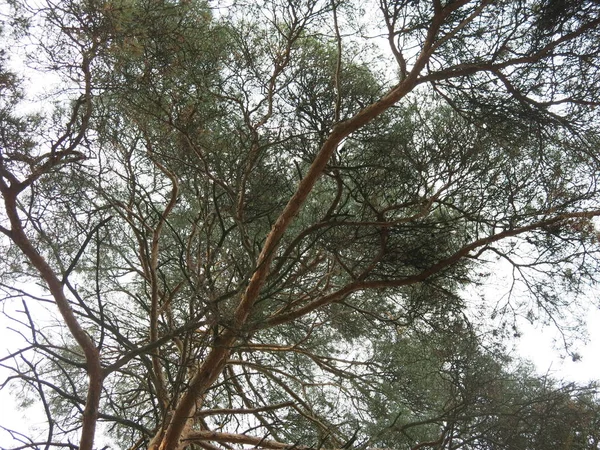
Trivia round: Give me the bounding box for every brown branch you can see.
[380,0,407,78]
[418,14,600,85]
[262,208,600,328]
[0,190,103,450]
[186,430,393,450]
[331,0,342,123]
[185,430,309,450]
[430,0,491,54]
[145,140,181,413]
[225,365,285,441]
[196,402,294,417]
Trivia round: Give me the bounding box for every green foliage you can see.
[2,1,600,449]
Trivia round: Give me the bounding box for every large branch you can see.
[0,189,103,450]
[262,209,600,328]
[186,430,393,450]
[185,430,309,450]
[418,14,600,86]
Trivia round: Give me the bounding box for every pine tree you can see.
[2,1,600,449]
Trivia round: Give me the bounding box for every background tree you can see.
[2,0,600,449]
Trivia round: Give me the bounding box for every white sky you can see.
[517,307,600,384]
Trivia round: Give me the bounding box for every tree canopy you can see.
[1,0,600,449]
